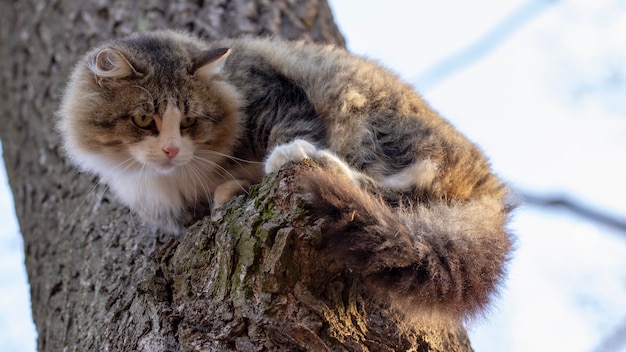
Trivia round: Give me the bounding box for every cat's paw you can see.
[264,139,318,174]
[265,139,361,182]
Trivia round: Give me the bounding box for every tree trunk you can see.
[0,0,474,351]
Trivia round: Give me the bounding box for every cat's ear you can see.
[193,48,231,80]
[88,48,140,87]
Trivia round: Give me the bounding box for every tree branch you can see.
[152,162,474,351]
[413,0,558,90]
[521,191,626,232]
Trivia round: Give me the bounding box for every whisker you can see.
[132,85,154,101]
[66,180,103,221]
[194,149,263,164]
[180,166,199,215]
[182,161,213,217]
[66,155,137,221]
[193,111,220,124]
[131,85,157,111]
[188,164,213,201]
[191,156,250,197]
[135,163,154,219]
[109,156,139,174]
[155,97,168,107]
[192,150,262,181]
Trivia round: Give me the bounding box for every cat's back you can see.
[213,36,499,201]
[213,36,427,113]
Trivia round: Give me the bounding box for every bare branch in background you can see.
[413,0,559,90]
[521,191,626,233]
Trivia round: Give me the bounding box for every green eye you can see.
[132,114,154,129]
[181,116,197,129]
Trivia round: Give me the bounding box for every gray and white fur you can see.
[58,30,514,323]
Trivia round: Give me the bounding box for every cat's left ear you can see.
[193,48,231,80]
[88,48,141,87]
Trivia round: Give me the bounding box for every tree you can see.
[0,0,474,350]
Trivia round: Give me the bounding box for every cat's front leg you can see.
[265,139,357,181]
[213,179,252,208]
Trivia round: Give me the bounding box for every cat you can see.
[57,30,514,322]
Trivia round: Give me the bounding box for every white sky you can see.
[2,1,626,351]
[0,142,35,352]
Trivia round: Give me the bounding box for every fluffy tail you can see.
[303,167,514,323]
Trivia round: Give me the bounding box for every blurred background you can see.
[1,0,625,351]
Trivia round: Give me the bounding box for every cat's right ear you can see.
[193,48,231,80]
[87,48,140,87]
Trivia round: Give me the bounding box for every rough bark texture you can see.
[0,0,474,351]
[152,162,474,351]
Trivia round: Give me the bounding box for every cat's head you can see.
[58,31,242,180]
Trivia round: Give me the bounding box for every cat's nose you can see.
[161,137,180,159]
[162,145,179,159]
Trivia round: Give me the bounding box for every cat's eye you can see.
[132,114,154,129]
[180,116,197,129]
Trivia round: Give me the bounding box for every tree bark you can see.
[0,0,474,351]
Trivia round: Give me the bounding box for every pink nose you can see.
[162,146,179,159]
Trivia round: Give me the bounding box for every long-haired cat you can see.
[58,30,514,322]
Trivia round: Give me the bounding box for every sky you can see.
[2,1,626,351]
[0,142,35,352]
